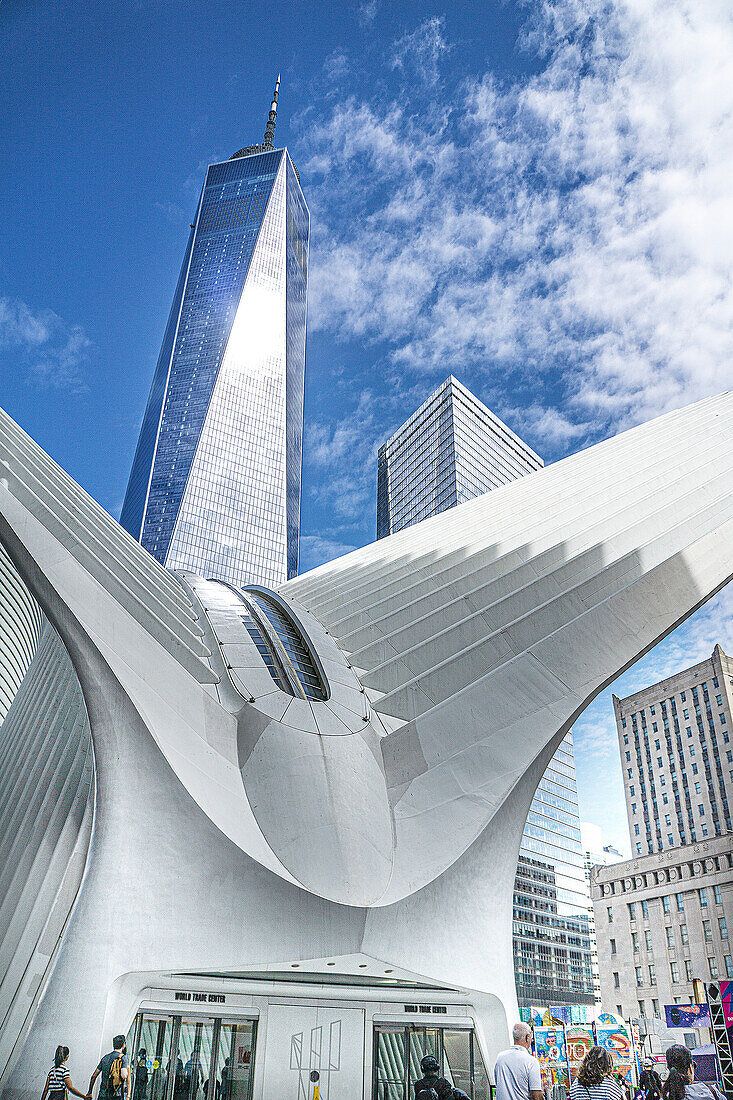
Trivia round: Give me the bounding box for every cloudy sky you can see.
[2,0,733,855]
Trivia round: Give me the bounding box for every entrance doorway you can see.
[126,1014,256,1100]
[373,1024,490,1100]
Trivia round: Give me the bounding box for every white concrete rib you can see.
[284,394,733,724]
[0,544,43,724]
[0,621,93,1079]
[0,407,214,679]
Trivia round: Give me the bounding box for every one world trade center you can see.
[120,77,309,587]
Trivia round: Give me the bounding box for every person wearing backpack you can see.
[87,1035,129,1100]
[41,1046,90,1100]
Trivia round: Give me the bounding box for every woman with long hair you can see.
[569,1046,622,1100]
[661,1044,723,1100]
[40,1047,89,1100]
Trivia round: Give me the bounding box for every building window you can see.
[630,785,635,796]
[695,782,701,794]
[720,918,728,939]
[726,956,733,979]
[623,718,627,728]
[635,824,640,835]
[636,966,643,986]
[614,971,620,989]
[616,1005,623,1016]
[685,960,693,981]
[676,894,684,912]
[700,889,708,907]
[642,900,649,919]
[703,920,712,942]
[608,906,613,922]
[628,903,636,921]
[666,927,675,949]
[710,957,719,978]
[648,964,656,984]
[668,834,674,845]
[636,843,642,854]
[693,763,698,775]
[702,824,708,837]
[665,815,671,827]
[626,751,631,762]
[663,896,671,914]
[714,885,722,904]
[699,804,705,816]
[652,999,660,1018]
[681,693,686,702]
[638,1000,646,1017]
[610,938,617,955]
[628,769,633,778]
[645,929,653,951]
[670,962,680,983]
[632,932,639,953]
[681,925,689,945]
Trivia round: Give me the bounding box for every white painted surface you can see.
[260,1005,364,1100]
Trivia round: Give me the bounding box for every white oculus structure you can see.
[0,394,732,1099]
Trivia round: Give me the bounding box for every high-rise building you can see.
[121,77,309,588]
[377,376,542,539]
[613,645,733,857]
[376,375,595,1009]
[591,836,733,1041]
[581,823,623,1004]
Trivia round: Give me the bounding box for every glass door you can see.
[211,1021,256,1100]
[374,1028,406,1100]
[128,1016,174,1100]
[373,1024,490,1100]
[174,1019,215,1100]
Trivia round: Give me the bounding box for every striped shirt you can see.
[570,1079,623,1100]
[46,1066,68,1096]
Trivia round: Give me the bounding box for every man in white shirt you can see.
[495,1023,544,1100]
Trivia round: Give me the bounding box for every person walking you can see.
[569,1046,622,1100]
[413,1054,453,1099]
[494,1024,543,1100]
[87,1036,129,1100]
[41,1046,90,1100]
[662,1044,724,1100]
[639,1061,662,1100]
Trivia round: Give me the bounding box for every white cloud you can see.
[358,0,378,27]
[300,0,733,454]
[0,296,91,392]
[299,534,360,572]
[390,16,450,85]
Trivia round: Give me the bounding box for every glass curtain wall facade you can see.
[376,377,594,1009]
[121,144,308,589]
[377,377,543,539]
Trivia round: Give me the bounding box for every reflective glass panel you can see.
[175,1020,215,1100]
[374,1029,405,1100]
[212,1022,256,1100]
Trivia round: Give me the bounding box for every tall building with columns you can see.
[613,645,733,857]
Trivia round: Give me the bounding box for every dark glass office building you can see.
[121,80,308,588]
[377,376,595,1010]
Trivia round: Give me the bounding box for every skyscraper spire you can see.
[263,73,280,148]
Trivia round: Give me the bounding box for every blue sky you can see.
[2,0,732,856]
